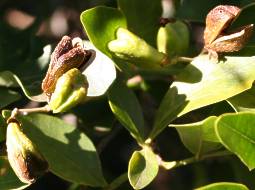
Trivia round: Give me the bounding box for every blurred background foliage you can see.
[1,0,255,190]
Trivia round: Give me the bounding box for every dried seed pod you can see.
[6,121,48,184]
[207,24,253,53]
[204,5,240,45]
[203,5,254,56]
[42,36,91,95]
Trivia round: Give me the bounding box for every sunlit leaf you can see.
[108,78,145,143]
[17,114,107,187]
[150,55,255,139]
[216,112,255,170]
[170,116,221,155]
[195,182,249,190]
[118,0,162,46]
[80,6,127,57]
[228,85,255,112]
[128,147,159,189]
[82,41,116,97]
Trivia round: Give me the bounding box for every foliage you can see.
[1,0,255,190]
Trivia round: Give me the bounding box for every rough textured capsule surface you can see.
[204,5,254,54]
[42,35,91,95]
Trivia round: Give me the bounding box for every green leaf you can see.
[118,0,162,46]
[0,115,6,142]
[17,114,106,187]
[0,71,47,102]
[108,78,145,143]
[0,88,21,109]
[128,147,159,189]
[176,0,236,22]
[195,182,249,190]
[150,86,188,139]
[80,6,127,57]
[82,41,116,97]
[170,116,221,155]
[230,3,255,30]
[215,112,255,170]
[150,55,255,139]
[1,110,11,121]
[0,157,29,190]
[0,71,19,87]
[228,85,255,112]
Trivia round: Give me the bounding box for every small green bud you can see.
[108,28,169,68]
[49,68,88,113]
[6,121,48,184]
[157,20,190,57]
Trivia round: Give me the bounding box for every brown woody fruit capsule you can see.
[6,121,48,184]
[42,36,91,95]
[204,5,254,56]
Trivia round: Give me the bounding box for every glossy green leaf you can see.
[0,157,29,190]
[0,88,21,109]
[108,78,145,143]
[128,147,159,189]
[118,0,162,46]
[82,41,116,97]
[17,114,106,187]
[228,85,255,112]
[230,3,255,30]
[216,112,255,170]
[150,55,255,139]
[149,86,188,139]
[157,20,190,57]
[80,6,127,57]
[170,116,221,155]
[195,182,249,190]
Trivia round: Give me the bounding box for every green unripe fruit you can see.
[49,68,88,113]
[108,28,170,68]
[6,121,48,184]
[157,20,190,57]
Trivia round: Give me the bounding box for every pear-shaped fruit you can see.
[108,28,170,68]
[49,68,88,113]
[6,121,48,184]
[157,20,189,57]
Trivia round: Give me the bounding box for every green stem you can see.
[104,150,232,190]
[7,105,51,123]
[160,150,232,170]
[16,105,51,115]
[177,56,194,62]
[103,173,128,190]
